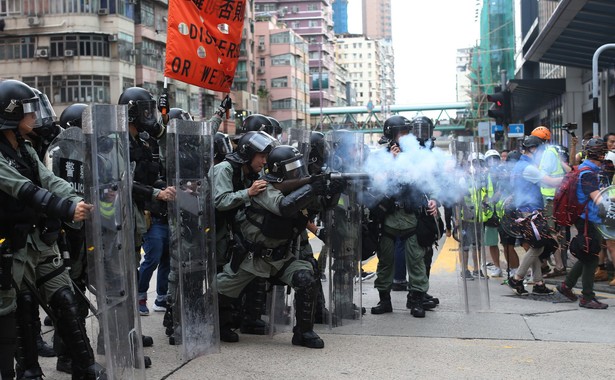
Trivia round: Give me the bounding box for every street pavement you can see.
[38,234,615,379]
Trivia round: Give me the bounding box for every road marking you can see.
[431,236,459,274]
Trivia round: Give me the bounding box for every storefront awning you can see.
[524,0,615,70]
[509,79,566,120]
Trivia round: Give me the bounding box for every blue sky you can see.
[347,0,480,105]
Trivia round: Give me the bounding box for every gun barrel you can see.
[328,172,370,181]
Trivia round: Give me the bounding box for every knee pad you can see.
[291,269,315,291]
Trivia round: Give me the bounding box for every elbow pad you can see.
[17,182,76,223]
[279,184,316,217]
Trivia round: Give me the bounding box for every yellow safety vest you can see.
[540,145,565,198]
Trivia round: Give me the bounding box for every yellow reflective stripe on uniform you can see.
[99,201,115,218]
[540,146,565,197]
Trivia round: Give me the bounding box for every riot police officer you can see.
[369,115,438,318]
[0,79,103,379]
[214,131,277,337]
[216,144,328,348]
[236,114,274,136]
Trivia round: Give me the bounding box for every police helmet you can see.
[238,114,273,135]
[0,79,42,130]
[117,87,158,131]
[265,145,308,182]
[214,132,232,161]
[168,107,193,121]
[585,138,607,160]
[266,116,283,136]
[531,126,551,141]
[308,131,329,174]
[383,116,412,140]
[484,149,500,166]
[60,103,88,129]
[236,131,277,163]
[411,116,434,142]
[522,135,544,149]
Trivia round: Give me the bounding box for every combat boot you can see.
[406,291,426,318]
[422,293,438,310]
[218,294,239,343]
[371,290,392,314]
[15,292,44,380]
[240,278,269,335]
[292,272,324,349]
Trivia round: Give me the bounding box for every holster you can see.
[229,234,248,273]
[39,218,61,246]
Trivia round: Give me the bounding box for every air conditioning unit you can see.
[108,34,118,42]
[35,48,49,58]
[129,49,137,56]
[142,48,156,55]
[257,67,266,74]
[64,50,75,57]
[98,8,109,15]
[291,6,299,13]
[258,44,265,51]
[28,16,41,26]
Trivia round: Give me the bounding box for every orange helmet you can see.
[531,126,551,141]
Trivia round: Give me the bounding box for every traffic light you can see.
[487,89,511,124]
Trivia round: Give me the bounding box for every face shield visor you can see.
[133,99,158,130]
[414,123,432,142]
[248,131,278,153]
[21,97,43,128]
[279,155,308,180]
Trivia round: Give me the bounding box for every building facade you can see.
[332,0,348,35]
[361,0,392,42]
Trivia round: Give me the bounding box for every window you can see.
[50,35,78,58]
[118,32,135,62]
[0,37,35,60]
[270,32,290,44]
[308,20,319,27]
[78,35,109,57]
[0,0,21,16]
[137,39,164,71]
[271,54,293,66]
[307,4,318,11]
[259,57,265,67]
[22,76,51,97]
[122,77,135,91]
[271,77,288,88]
[53,74,110,104]
[271,98,296,110]
[139,1,155,27]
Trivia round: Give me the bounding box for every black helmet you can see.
[0,79,41,130]
[60,103,88,129]
[266,116,283,136]
[214,132,232,162]
[235,131,276,163]
[117,87,158,131]
[308,131,329,174]
[411,116,434,142]
[383,116,412,139]
[585,138,607,160]
[265,145,308,182]
[238,114,273,135]
[168,107,193,121]
[522,135,543,149]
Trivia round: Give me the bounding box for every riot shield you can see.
[455,142,490,312]
[83,105,145,379]
[166,118,219,360]
[285,128,312,163]
[596,185,615,239]
[325,131,364,326]
[46,126,85,195]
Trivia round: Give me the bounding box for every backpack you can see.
[553,166,591,226]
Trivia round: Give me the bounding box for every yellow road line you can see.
[431,236,459,274]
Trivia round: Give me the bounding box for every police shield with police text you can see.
[83,105,146,378]
[166,117,219,360]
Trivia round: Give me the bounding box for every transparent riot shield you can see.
[596,185,615,239]
[166,119,219,360]
[46,127,85,195]
[83,105,145,379]
[285,128,311,162]
[325,131,364,326]
[455,142,490,312]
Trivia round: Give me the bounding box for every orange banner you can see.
[164,0,246,93]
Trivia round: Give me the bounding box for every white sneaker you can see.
[489,267,503,277]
